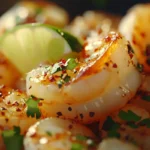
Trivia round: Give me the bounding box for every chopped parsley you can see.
[136,63,143,72]
[71,143,84,150]
[26,96,41,119]
[118,110,141,122]
[142,95,150,102]
[2,126,23,150]
[102,116,120,138]
[139,118,150,128]
[76,134,88,141]
[67,58,78,70]
[46,131,52,136]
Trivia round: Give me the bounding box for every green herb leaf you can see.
[127,122,139,129]
[118,110,141,122]
[137,63,143,72]
[67,58,78,70]
[142,95,150,102]
[108,130,120,138]
[46,131,52,136]
[71,143,84,150]
[64,75,71,83]
[102,116,120,131]
[2,126,23,150]
[76,134,88,141]
[139,118,150,128]
[26,96,41,119]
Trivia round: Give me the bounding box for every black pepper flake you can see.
[89,112,95,117]
[29,86,32,90]
[5,118,9,122]
[68,107,72,111]
[68,124,73,129]
[80,114,84,119]
[57,112,62,117]
[146,59,150,66]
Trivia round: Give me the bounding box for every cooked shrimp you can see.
[0,86,50,149]
[98,138,140,150]
[26,32,141,123]
[66,11,121,40]
[0,1,69,35]
[100,104,150,150]
[0,52,20,87]
[24,117,95,150]
[119,3,150,73]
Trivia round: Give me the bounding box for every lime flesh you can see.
[0,24,82,74]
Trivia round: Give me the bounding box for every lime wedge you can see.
[0,23,82,74]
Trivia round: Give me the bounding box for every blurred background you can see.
[1,0,150,18]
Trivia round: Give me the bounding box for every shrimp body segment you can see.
[119,4,150,73]
[26,32,141,123]
[24,117,95,150]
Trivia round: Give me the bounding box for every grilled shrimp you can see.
[98,138,140,150]
[119,3,150,73]
[100,104,150,150]
[0,1,69,35]
[0,86,50,149]
[0,52,20,87]
[24,117,95,150]
[66,11,120,40]
[26,32,141,123]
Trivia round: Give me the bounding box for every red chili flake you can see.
[5,118,9,122]
[113,63,118,68]
[38,102,43,106]
[105,36,111,42]
[49,76,55,82]
[1,112,5,116]
[140,32,146,38]
[68,124,73,129]
[60,59,66,65]
[12,101,19,106]
[105,62,109,67]
[16,108,21,112]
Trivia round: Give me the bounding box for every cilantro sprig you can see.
[2,126,23,150]
[26,96,41,119]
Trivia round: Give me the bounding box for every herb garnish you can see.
[136,63,143,72]
[2,126,23,150]
[142,95,150,102]
[118,110,141,122]
[46,131,52,136]
[71,143,84,150]
[26,96,41,119]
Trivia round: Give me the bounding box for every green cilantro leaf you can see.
[2,126,23,150]
[64,75,71,83]
[118,110,141,122]
[142,95,150,102]
[139,118,150,128]
[76,134,88,141]
[71,143,84,150]
[136,63,143,72]
[102,116,120,131]
[127,122,139,129]
[46,131,52,136]
[107,130,120,138]
[26,96,41,119]
[67,58,78,70]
